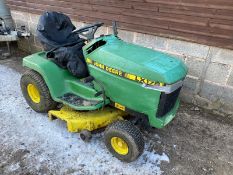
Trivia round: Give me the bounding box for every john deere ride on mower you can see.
[20,12,187,162]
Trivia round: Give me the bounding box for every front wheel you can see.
[20,70,57,113]
[104,120,145,162]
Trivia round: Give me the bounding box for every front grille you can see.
[156,87,181,118]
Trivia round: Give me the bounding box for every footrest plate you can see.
[59,93,100,106]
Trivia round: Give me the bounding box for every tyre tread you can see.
[104,120,145,162]
[20,70,57,112]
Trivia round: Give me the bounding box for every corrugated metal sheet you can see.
[6,0,233,49]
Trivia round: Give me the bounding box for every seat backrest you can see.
[37,11,82,50]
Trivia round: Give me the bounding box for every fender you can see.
[22,52,104,110]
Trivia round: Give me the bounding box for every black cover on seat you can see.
[36,11,88,78]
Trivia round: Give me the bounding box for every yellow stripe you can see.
[115,103,125,111]
[86,58,165,86]
[86,58,93,64]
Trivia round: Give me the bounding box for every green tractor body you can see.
[23,35,187,129]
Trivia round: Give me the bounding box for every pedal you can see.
[95,91,103,97]
[82,76,94,83]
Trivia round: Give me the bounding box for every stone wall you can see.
[11,10,233,117]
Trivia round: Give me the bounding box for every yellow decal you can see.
[86,58,165,86]
[86,58,93,64]
[125,73,136,80]
[93,61,105,69]
[115,103,125,111]
[106,66,123,76]
[160,82,165,86]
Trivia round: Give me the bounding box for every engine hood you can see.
[83,35,188,84]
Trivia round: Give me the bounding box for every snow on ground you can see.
[0,65,169,175]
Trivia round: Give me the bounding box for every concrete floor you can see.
[0,49,233,175]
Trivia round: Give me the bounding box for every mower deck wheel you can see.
[20,70,57,113]
[104,120,145,162]
[80,130,92,142]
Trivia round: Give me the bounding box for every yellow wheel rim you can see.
[27,84,41,103]
[111,137,129,155]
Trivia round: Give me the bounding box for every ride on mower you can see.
[20,12,187,162]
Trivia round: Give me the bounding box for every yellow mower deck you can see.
[48,106,126,132]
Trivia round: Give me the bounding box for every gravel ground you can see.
[0,51,233,175]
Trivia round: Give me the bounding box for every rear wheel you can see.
[20,70,57,112]
[104,120,144,162]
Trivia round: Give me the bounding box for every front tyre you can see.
[104,120,145,162]
[20,70,57,113]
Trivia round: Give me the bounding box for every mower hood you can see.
[84,35,187,84]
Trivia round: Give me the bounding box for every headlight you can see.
[142,80,183,94]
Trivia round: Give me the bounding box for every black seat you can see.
[36,11,88,78]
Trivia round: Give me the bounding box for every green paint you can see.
[83,35,187,84]
[22,34,187,128]
[23,52,105,110]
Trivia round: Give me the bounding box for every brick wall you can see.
[12,10,233,117]
[7,0,233,50]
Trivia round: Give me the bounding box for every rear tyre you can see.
[104,120,145,162]
[20,70,57,113]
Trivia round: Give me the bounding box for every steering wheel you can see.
[72,22,104,40]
